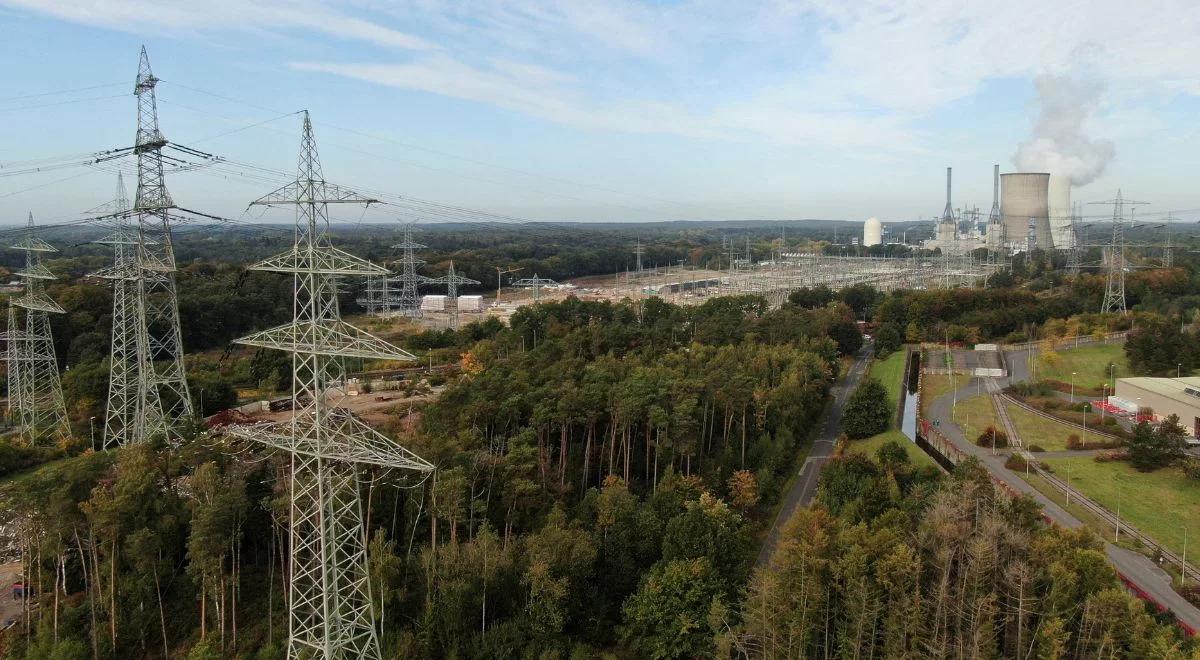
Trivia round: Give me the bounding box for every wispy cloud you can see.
[8,0,1200,152]
[0,0,438,51]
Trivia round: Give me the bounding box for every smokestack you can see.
[993,164,999,209]
[942,167,954,222]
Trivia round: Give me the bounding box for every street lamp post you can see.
[89,416,96,451]
[1071,372,1077,404]
[1179,363,1183,378]
[1066,464,1072,505]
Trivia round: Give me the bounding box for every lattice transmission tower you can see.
[427,261,479,330]
[1092,190,1147,315]
[95,47,197,446]
[90,174,142,447]
[4,213,69,442]
[513,274,559,303]
[390,224,430,318]
[225,112,433,658]
[357,271,395,317]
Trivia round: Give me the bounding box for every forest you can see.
[2,293,861,658]
[0,221,1198,658]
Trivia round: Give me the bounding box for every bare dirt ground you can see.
[244,386,444,430]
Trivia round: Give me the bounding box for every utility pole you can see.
[225,112,433,659]
[495,266,523,303]
[3,213,69,442]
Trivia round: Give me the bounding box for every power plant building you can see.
[1000,172,1053,251]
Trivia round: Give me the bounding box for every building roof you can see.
[1117,377,1200,409]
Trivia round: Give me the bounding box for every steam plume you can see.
[1014,75,1114,186]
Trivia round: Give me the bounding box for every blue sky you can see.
[2,0,1199,226]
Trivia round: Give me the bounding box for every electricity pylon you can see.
[390,224,429,318]
[1092,190,1147,316]
[224,112,433,659]
[89,174,142,448]
[5,213,69,442]
[513,274,559,303]
[95,47,196,446]
[427,261,479,330]
[357,271,395,316]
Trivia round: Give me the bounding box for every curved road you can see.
[756,342,874,566]
[927,369,1200,632]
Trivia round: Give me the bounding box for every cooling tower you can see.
[1047,175,1072,249]
[1000,172,1052,250]
[863,217,882,246]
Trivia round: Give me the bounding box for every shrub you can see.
[1094,450,1129,463]
[1005,454,1029,471]
[1027,444,1045,453]
[1066,434,1082,450]
[975,425,1009,448]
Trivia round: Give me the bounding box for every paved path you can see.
[927,376,1200,632]
[756,342,874,567]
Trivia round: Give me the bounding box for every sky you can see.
[2,0,1200,227]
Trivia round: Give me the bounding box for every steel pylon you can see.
[513,273,558,303]
[97,47,194,447]
[1093,190,1147,316]
[389,224,430,318]
[224,112,432,660]
[426,260,479,330]
[3,213,70,442]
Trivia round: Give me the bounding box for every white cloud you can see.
[0,0,438,51]
[8,0,1200,153]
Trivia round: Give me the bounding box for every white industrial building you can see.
[1112,377,1200,439]
[458,295,484,312]
[420,295,447,312]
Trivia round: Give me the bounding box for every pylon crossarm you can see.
[9,237,57,252]
[14,264,55,280]
[224,413,434,471]
[89,263,141,281]
[249,245,388,276]
[13,293,65,314]
[249,180,378,207]
[234,319,418,361]
[95,230,146,246]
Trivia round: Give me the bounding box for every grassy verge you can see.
[1041,456,1200,557]
[920,374,958,416]
[847,430,937,469]
[870,350,908,414]
[1036,343,1129,393]
[951,393,999,446]
[1004,401,1083,452]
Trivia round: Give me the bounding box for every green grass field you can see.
[870,350,908,415]
[848,430,937,469]
[951,393,999,445]
[1035,343,1129,393]
[1042,456,1200,557]
[920,374,959,416]
[1004,401,1094,451]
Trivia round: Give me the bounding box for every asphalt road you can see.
[756,342,874,567]
[927,372,1200,632]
